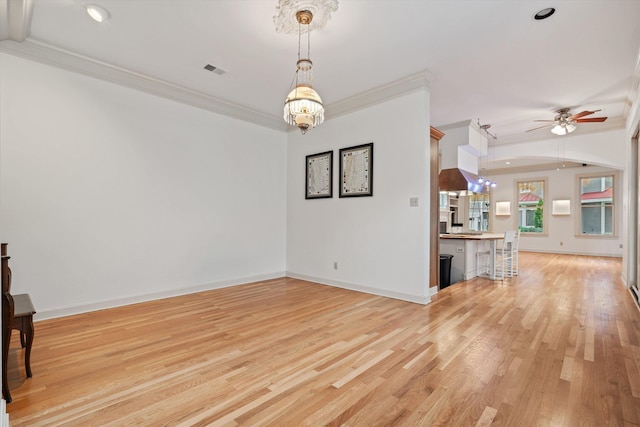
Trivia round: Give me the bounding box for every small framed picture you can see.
[339,143,373,197]
[495,201,511,216]
[552,199,571,215]
[305,151,333,199]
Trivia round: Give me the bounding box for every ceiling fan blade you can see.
[570,109,601,120]
[526,123,554,132]
[574,117,608,123]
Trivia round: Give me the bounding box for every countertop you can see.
[440,233,504,240]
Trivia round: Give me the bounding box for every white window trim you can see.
[515,177,548,236]
[576,172,618,238]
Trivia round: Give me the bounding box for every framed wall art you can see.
[305,150,333,199]
[339,142,373,197]
[495,201,511,216]
[552,199,571,215]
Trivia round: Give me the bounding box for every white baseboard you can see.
[285,271,430,305]
[36,271,286,321]
[0,400,8,427]
[520,249,622,258]
[36,270,433,320]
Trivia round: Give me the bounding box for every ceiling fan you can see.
[526,108,608,135]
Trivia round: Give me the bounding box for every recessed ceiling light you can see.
[534,7,555,20]
[505,161,511,165]
[86,4,110,22]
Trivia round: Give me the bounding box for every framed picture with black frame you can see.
[305,150,333,199]
[339,142,373,197]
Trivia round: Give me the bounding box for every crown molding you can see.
[435,119,474,131]
[625,49,640,130]
[325,70,434,120]
[485,161,586,176]
[0,39,290,131]
[2,38,435,133]
[0,1,432,133]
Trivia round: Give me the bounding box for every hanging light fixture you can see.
[283,10,324,134]
[479,123,498,189]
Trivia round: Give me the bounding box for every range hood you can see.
[438,168,487,194]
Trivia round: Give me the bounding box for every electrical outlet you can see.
[409,197,419,207]
[333,261,338,270]
[456,247,464,253]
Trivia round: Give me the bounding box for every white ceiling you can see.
[1,0,640,146]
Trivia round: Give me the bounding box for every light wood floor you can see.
[5,252,640,426]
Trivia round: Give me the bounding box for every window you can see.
[517,179,545,233]
[468,193,490,231]
[579,175,614,235]
[439,192,448,210]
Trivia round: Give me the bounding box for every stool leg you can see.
[2,354,11,403]
[23,316,34,378]
[2,331,11,403]
[2,373,11,403]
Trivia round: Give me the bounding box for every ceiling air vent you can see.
[203,64,226,75]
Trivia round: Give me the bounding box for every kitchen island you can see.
[439,233,505,284]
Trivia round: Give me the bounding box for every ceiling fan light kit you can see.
[526,107,608,135]
[550,122,576,136]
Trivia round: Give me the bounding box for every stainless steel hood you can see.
[438,168,487,194]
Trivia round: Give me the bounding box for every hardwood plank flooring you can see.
[5,252,640,426]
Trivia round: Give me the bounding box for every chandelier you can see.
[283,10,324,134]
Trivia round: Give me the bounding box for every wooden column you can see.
[430,127,445,290]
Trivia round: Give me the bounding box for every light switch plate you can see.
[409,197,419,207]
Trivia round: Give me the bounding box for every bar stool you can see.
[495,231,516,280]
[476,241,491,277]
[508,229,521,276]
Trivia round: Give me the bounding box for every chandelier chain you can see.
[307,24,311,60]
[297,18,301,62]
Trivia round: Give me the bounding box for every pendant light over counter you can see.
[478,122,497,189]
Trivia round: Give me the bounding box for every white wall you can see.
[0,54,288,319]
[286,89,432,303]
[492,129,626,170]
[490,165,623,257]
[438,121,487,174]
[487,128,626,257]
[623,73,640,288]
